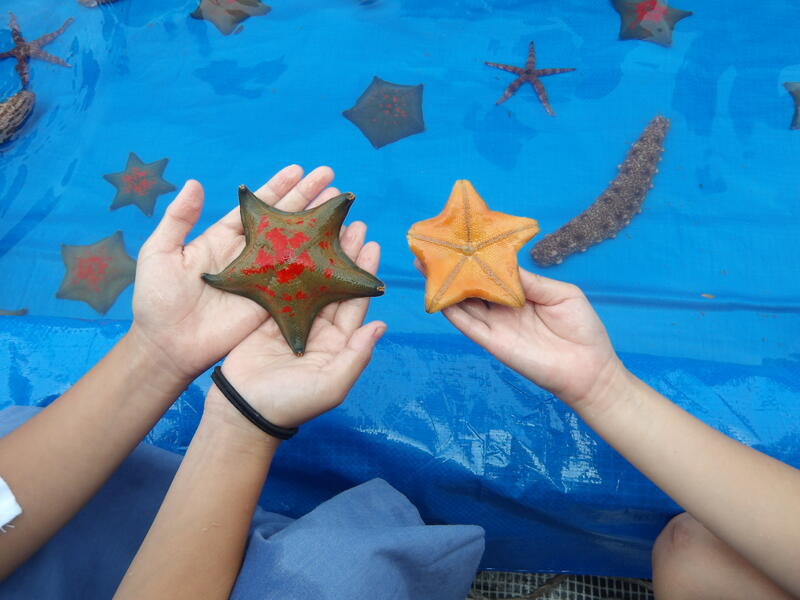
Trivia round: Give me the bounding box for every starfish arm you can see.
[126,152,145,170]
[8,13,23,46]
[530,78,555,116]
[15,60,29,86]
[0,50,13,59]
[485,62,523,75]
[152,180,178,196]
[535,68,576,77]
[526,40,536,70]
[496,77,525,105]
[237,186,270,246]
[146,157,171,178]
[28,48,70,68]
[31,18,74,49]
[664,6,693,27]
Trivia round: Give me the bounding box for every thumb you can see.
[518,268,583,306]
[327,321,386,395]
[143,180,204,254]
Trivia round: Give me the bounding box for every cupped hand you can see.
[130,165,342,384]
[429,263,621,409]
[207,221,386,430]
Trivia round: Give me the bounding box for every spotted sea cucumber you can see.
[531,115,670,267]
[0,90,34,145]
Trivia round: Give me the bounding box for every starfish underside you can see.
[103,152,177,217]
[0,13,73,87]
[202,186,385,356]
[407,180,539,313]
[485,41,575,116]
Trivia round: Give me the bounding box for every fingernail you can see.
[372,325,386,340]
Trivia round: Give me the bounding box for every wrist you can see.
[122,323,194,396]
[203,385,282,454]
[565,356,635,418]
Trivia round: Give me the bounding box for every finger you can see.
[143,180,204,254]
[306,186,341,210]
[253,164,304,206]
[441,304,493,347]
[519,268,583,306]
[333,241,381,334]
[413,257,426,276]
[325,321,387,394]
[459,298,490,325]
[213,165,304,234]
[339,220,366,261]
[274,166,334,212]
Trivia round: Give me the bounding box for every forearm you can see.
[576,366,800,595]
[115,387,277,600]
[0,325,189,578]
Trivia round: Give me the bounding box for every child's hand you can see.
[130,165,340,385]
[205,220,385,430]
[432,264,621,410]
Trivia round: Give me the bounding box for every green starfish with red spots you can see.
[202,185,385,356]
[103,152,177,217]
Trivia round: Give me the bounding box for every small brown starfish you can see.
[485,41,575,116]
[0,13,74,87]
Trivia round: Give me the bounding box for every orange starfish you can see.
[407,180,539,313]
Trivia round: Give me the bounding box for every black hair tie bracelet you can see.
[211,366,299,441]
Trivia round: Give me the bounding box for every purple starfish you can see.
[0,13,73,87]
[485,41,576,116]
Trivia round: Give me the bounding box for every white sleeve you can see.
[0,475,21,531]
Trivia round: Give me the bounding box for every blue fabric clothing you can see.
[0,406,484,599]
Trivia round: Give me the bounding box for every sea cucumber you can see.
[531,115,670,267]
[0,90,34,145]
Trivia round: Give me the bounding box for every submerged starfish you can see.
[784,82,800,130]
[0,13,73,87]
[190,0,271,36]
[56,231,137,315]
[342,76,425,148]
[485,41,575,116]
[407,180,539,313]
[202,186,385,356]
[612,0,692,47]
[103,153,177,216]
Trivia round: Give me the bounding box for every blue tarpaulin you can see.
[1,0,799,577]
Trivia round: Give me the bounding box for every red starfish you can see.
[485,41,575,116]
[0,13,74,87]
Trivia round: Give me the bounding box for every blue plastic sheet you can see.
[1,0,800,578]
[2,316,799,576]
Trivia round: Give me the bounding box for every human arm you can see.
[0,165,338,578]
[114,210,385,599]
[439,267,800,597]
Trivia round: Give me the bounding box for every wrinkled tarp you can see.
[2,316,799,576]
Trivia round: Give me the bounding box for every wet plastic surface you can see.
[1,0,800,577]
[2,316,799,576]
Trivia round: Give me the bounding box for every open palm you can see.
[436,267,620,408]
[131,165,343,382]
[213,222,385,428]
